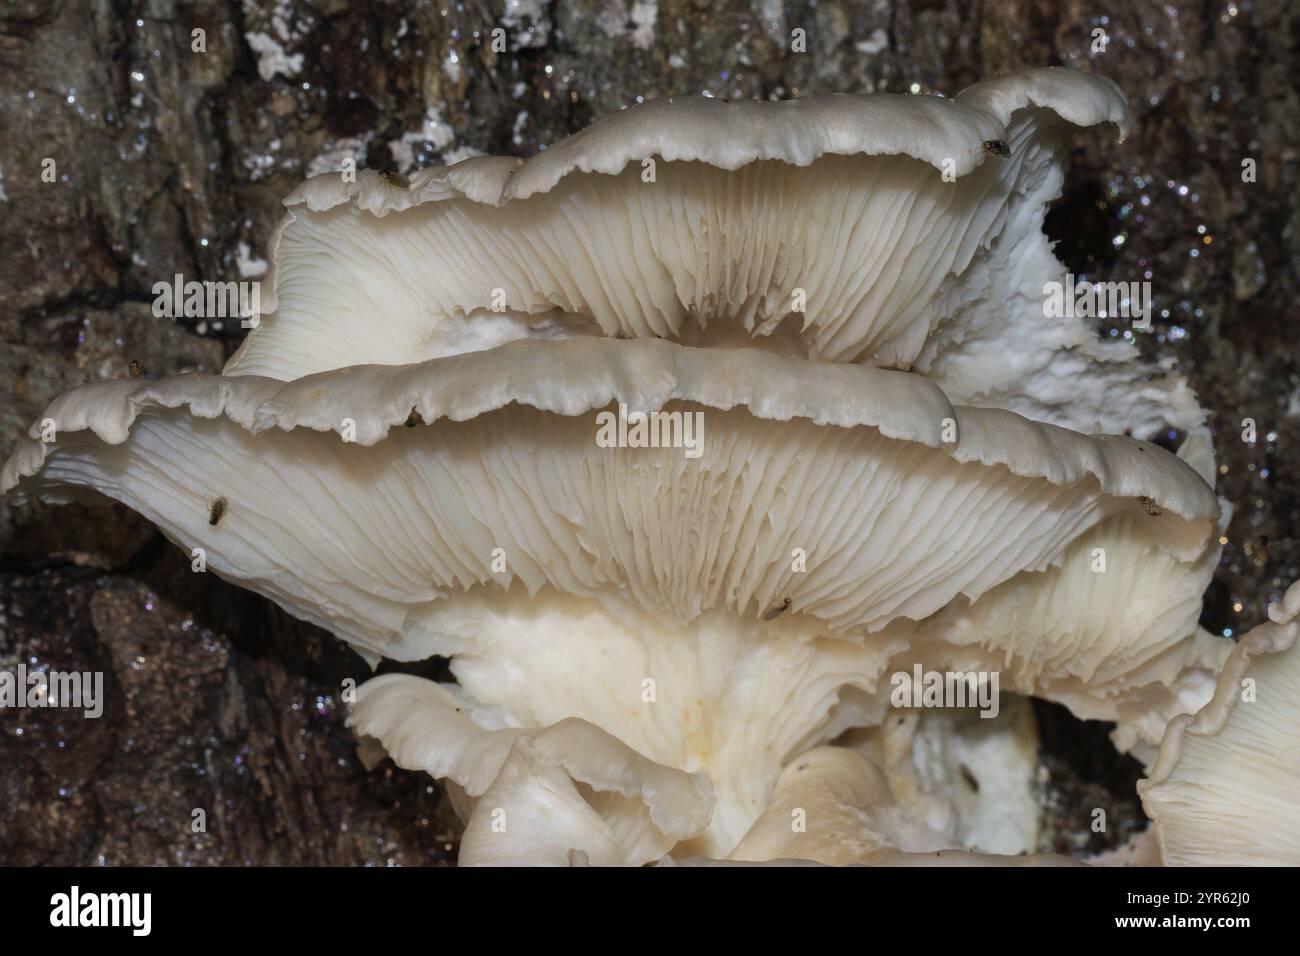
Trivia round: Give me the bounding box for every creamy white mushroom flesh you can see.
[5,338,1219,856]
[726,746,1080,866]
[2,66,1245,864]
[347,674,716,866]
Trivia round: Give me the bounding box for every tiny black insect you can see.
[209,497,227,526]
[404,407,424,428]
[1137,495,1163,517]
[128,360,147,378]
[763,597,792,621]
[982,139,1010,158]
[379,170,410,188]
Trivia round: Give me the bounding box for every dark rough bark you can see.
[0,0,1295,865]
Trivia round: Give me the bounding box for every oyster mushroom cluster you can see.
[5,67,1294,866]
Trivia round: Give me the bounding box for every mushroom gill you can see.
[1138,581,1300,866]
[224,69,1193,438]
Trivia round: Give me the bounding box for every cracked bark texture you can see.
[0,0,1295,865]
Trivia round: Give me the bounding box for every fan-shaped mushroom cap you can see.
[3,339,1217,665]
[907,486,1232,756]
[1137,581,1300,865]
[225,68,1135,387]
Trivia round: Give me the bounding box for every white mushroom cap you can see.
[347,673,714,865]
[2,339,1217,665]
[224,68,1132,379]
[908,502,1232,756]
[1138,581,1300,865]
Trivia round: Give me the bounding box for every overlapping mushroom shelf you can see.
[237,144,1043,373]
[5,65,1269,866]
[4,341,1216,646]
[5,334,1220,719]
[222,67,1202,443]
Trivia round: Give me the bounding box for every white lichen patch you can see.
[305,135,371,179]
[242,0,308,81]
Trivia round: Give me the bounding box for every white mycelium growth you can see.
[6,67,1281,865]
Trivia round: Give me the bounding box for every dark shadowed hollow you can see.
[0,0,1295,864]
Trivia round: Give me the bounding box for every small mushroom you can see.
[726,746,1077,866]
[347,674,714,865]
